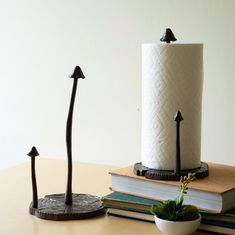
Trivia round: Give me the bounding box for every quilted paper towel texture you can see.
[141,44,203,170]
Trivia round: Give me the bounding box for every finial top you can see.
[28,146,39,157]
[174,111,184,122]
[70,66,85,79]
[160,28,177,43]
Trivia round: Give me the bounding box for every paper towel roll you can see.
[141,44,203,170]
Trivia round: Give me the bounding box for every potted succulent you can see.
[151,174,201,235]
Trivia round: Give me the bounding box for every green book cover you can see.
[103,192,159,213]
[103,191,159,207]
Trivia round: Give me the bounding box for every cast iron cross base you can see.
[134,162,209,181]
[29,193,105,220]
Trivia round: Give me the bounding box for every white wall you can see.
[0,0,234,169]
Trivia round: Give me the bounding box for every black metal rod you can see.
[175,121,181,175]
[174,111,183,176]
[31,156,38,208]
[65,78,78,205]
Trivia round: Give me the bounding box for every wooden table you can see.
[0,159,208,235]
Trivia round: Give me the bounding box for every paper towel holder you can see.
[134,111,209,181]
[28,66,105,220]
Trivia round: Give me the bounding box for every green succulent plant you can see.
[151,174,199,221]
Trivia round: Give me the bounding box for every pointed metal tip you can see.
[160,28,177,43]
[27,146,39,157]
[174,111,184,122]
[70,66,85,79]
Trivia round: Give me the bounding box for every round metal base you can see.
[134,162,209,181]
[29,193,105,220]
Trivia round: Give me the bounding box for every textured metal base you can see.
[29,193,105,220]
[134,162,209,180]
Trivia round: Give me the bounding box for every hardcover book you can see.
[107,208,235,235]
[109,163,235,213]
[103,192,235,224]
[104,192,235,235]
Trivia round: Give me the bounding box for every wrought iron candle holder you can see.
[28,66,105,220]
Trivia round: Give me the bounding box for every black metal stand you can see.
[29,194,105,220]
[136,107,209,181]
[134,162,209,181]
[28,66,105,220]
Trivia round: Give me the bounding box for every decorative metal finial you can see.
[174,111,183,175]
[70,66,85,79]
[28,146,39,157]
[174,110,183,122]
[28,146,39,209]
[160,28,177,43]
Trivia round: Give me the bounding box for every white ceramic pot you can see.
[154,214,201,235]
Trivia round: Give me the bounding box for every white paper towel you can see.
[141,44,203,170]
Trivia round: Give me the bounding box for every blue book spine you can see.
[201,219,235,229]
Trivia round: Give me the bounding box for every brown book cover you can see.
[109,163,235,212]
[110,163,235,194]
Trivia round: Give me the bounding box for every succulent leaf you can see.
[151,174,199,221]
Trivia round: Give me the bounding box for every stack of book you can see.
[103,163,235,235]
